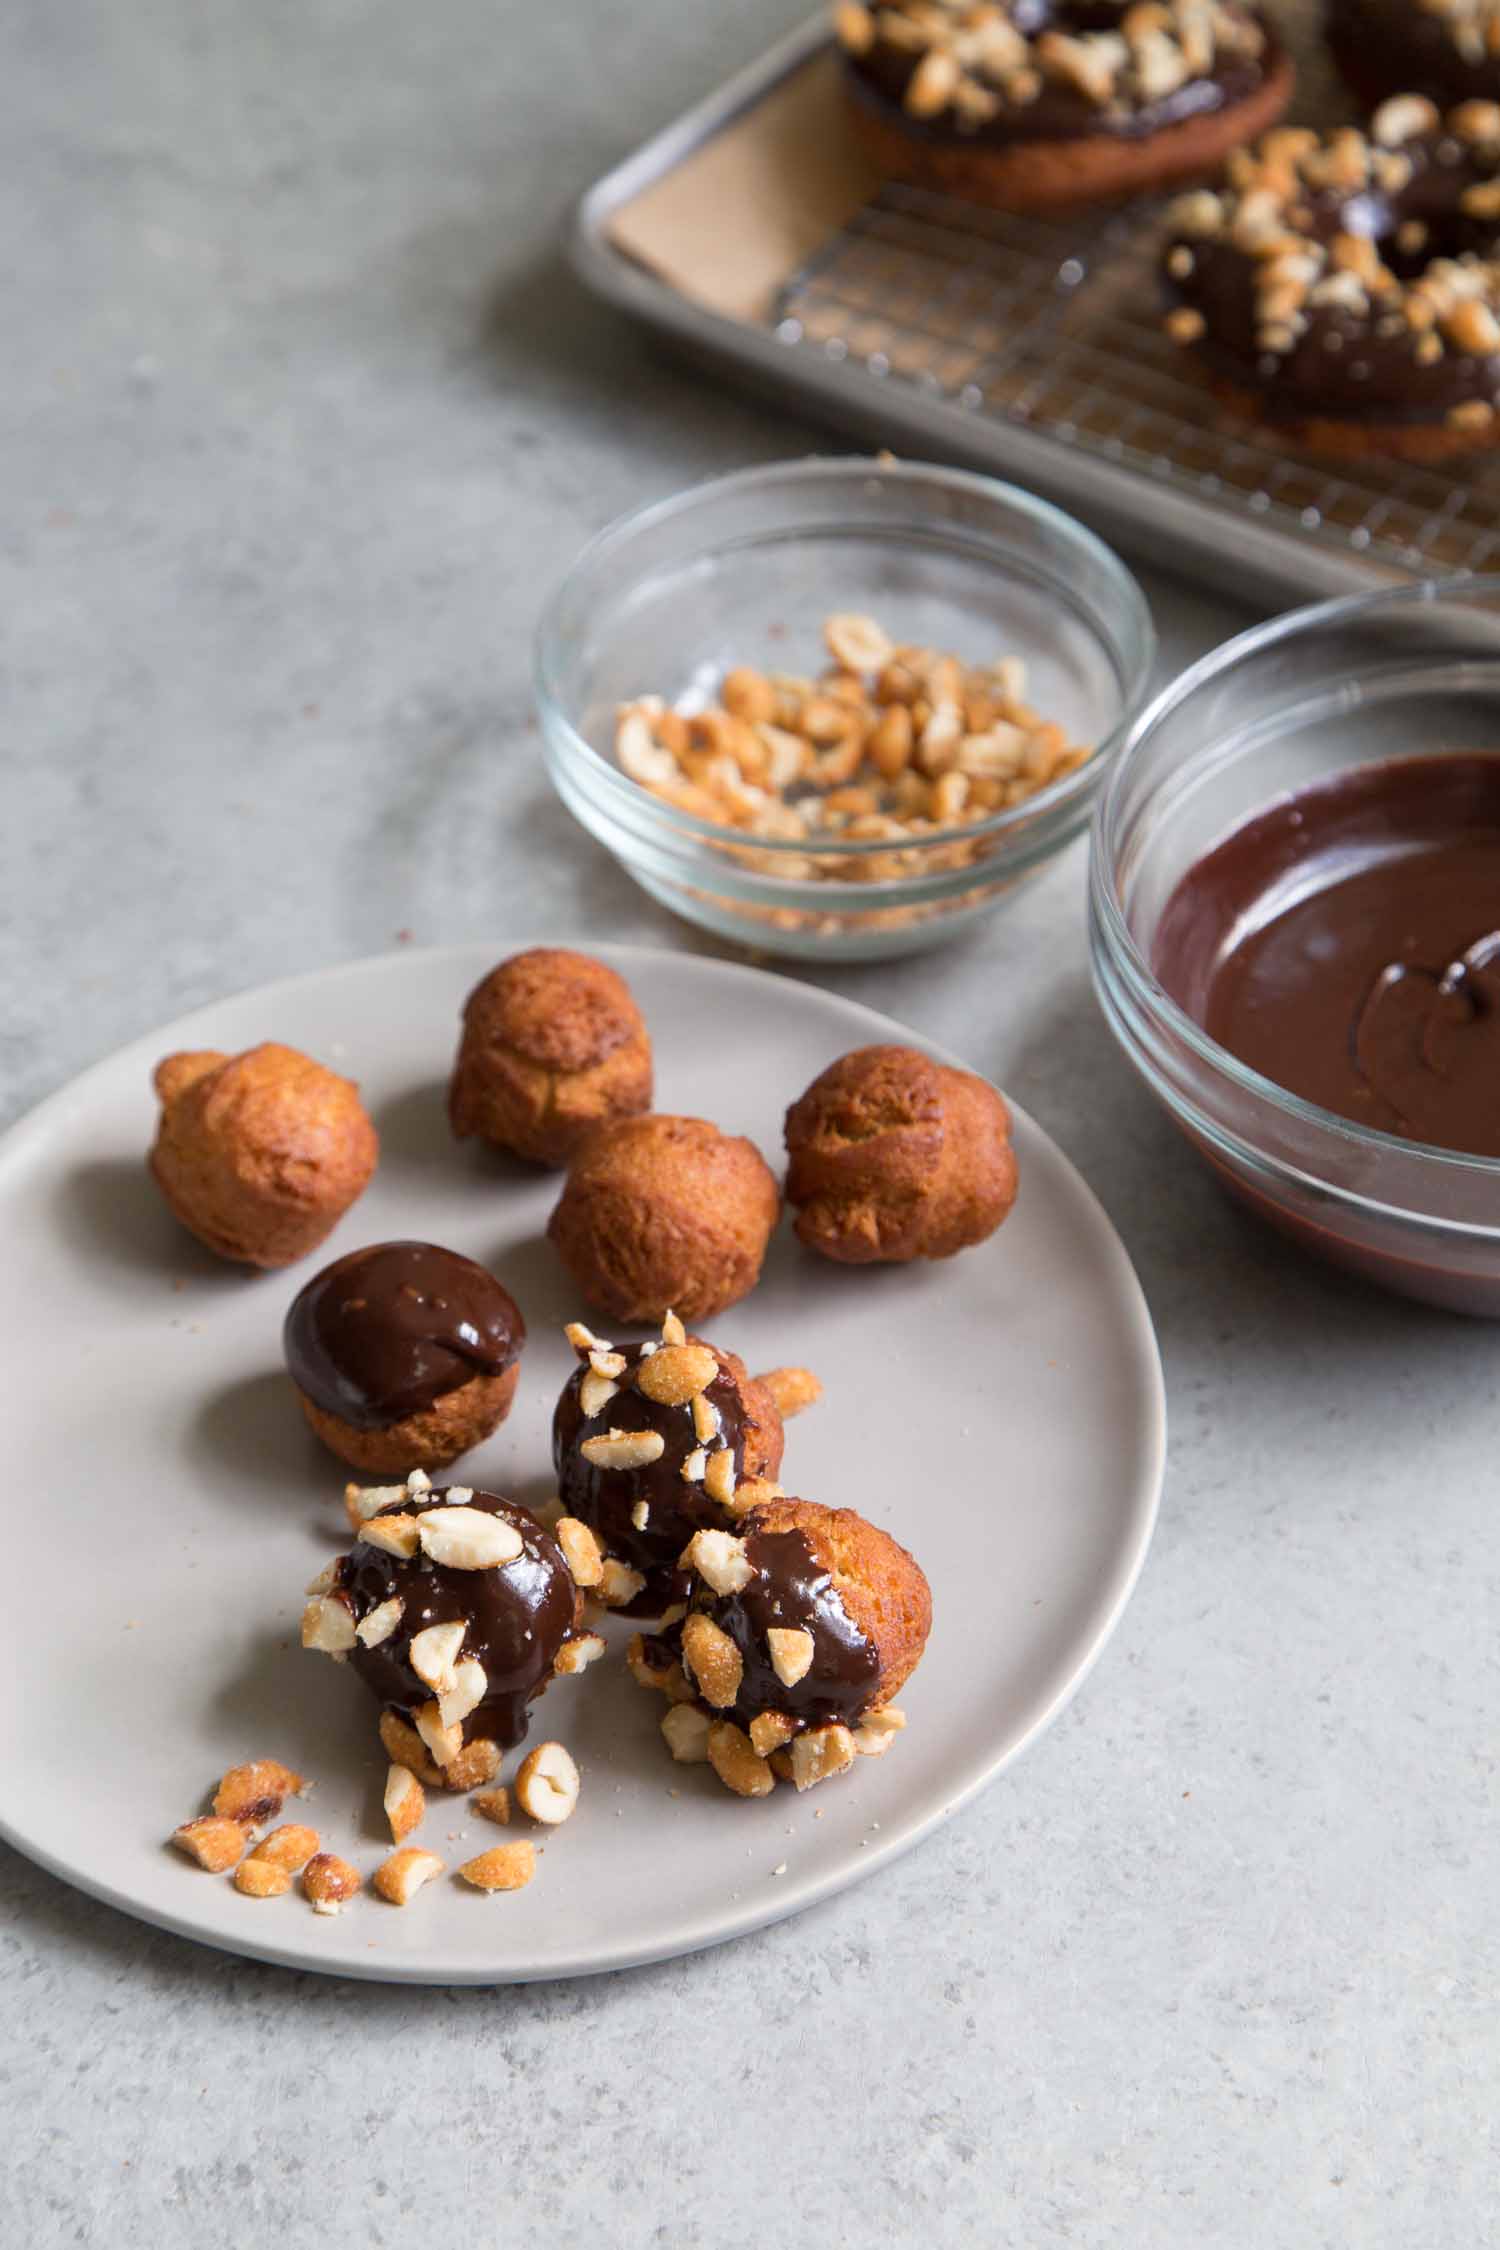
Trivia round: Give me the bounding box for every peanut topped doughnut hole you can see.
[547,1113,781,1324]
[283,1239,526,1474]
[449,947,653,1166]
[149,1042,378,1268]
[631,1497,932,1797]
[784,1044,1017,1264]
[302,1477,594,1771]
[551,1311,786,1613]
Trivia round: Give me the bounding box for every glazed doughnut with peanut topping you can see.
[835,0,1293,212]
[1327,0,1500,113]
[630,1497,931,1798]
[784,1043,1017,1264]
[547,1113,781,1323]
[302,1475,599,1786]
[149,1042,377,1268]
[551,1311,790,1614]
[1161,100,1500,459]
[449,947,653,1167]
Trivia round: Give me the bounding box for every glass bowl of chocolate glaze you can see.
[1090,578,1500,1316]
[535,457,1154,962]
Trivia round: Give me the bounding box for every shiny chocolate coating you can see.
[1166,138,1500,426]
[284,1240,524,1430]
[336,1488,576,1749]
[653,1526,881,1734]
[848,1,1273,148]
[1153,753,1500,1159]
[552,1341,754,1612]
[1326,0,1500,112]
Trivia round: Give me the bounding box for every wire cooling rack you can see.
[771,40,1500,579]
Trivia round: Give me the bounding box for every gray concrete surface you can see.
[3,4,1495,2245]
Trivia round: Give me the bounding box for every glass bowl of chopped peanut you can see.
[534,457,1155,960]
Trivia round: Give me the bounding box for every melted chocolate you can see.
[284,1240,524,1430]
[552,1340,754,1612]
[848,1,1274,148]
[650,1524,881,1733]
[337,1489,575,1750]
[1167,136,1500,424]
[1153,754,1500,1158]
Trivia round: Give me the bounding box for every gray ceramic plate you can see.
[0,943,1164,1982]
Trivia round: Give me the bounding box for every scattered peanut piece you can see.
[384,1763,426,1843]
[757,1366,823,1421]
[661,1705,713,1763]
[472,1786,511,1827]
[681,1613,744,1710]
[212,1758,303,1826]
[555,1515,604,1587]
[246,1823,320,1874]
[373,1847,446,1906]
[379,1707,447,1788]
[171,1817,250,1872]
[553,1631,607,1675]
[303,1853,362,1916]
[458,1842,536,1893]
[707,1721,776,1800]
[515,1741,581,1826]
[233,1856,293,1899]
[598,1557,646,1608]
[442,1737,502,1793]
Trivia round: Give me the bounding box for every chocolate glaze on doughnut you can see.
[645,1527,881,1734]
[1163,106,1500,440]
[284,1240,525,1430]
[336,1489,577,1749]
[553,1338,761,1611]
[1326,0,1500,113]
[847,0,1275,146]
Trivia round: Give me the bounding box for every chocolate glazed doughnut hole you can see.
[449,947,653,1166]
[284,1240,526,1473]
[547,1114,781,1324]
[630,1497,932,1797]
[551,1312,787,1615]
[302,1478,597,1783]
[783,1044,1017,1265]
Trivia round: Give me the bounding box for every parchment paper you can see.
[604,49,879,323]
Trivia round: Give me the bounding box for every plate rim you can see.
[0,939,1166,1983]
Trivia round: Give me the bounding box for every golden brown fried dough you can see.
[547,1114,781,1323]
[294,1364,521,1475]
[149,1043,377,1269]
[783,1044,1016,1265]
[449,947,652,1166]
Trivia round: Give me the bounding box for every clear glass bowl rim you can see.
[1090,570,1500,1185]
[532,455,1157,866]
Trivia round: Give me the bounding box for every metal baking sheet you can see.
[569,12,1500,607]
